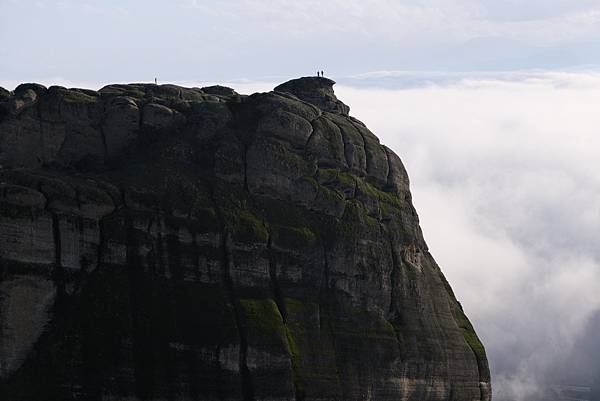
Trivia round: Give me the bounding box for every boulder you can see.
[274,76,350,115]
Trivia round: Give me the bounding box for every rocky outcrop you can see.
[274,77,350,115]
[0,77,491,401]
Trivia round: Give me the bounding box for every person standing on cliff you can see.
[321,70,324,77]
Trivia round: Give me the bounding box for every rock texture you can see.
[0,77,491,401]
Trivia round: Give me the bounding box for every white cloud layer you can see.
[334,73,600,400]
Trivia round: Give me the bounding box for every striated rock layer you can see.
[0,77,491,401]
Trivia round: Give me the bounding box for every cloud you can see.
[332,73,600,400]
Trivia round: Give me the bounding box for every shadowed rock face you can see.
[0,77,491,401]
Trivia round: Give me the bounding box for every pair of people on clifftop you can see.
[317,70,324,77]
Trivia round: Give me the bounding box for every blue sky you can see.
[3,2,600,400]
[4,0,600,84]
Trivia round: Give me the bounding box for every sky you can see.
[3,2,600,400]
[4,0,600,83]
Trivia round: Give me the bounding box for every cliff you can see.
[0,77,491,401]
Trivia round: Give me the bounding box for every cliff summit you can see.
[0,77,491,401]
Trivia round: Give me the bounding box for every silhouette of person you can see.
[317,70,320,77]
[155,77,157,85]
[321,70,324,77]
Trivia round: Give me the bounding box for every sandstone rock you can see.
[256,109,313,150]
[99,83,148,99]
[146,84,206,102]
[306,115,348,168]
[0,87,9,100]
[0,88,10,121]
[11,83,46,114]
[201,85,238,97]
[0,276,56,378]
[142,103,184,130]
[250,91,321,123]
[274,76,350,115]
[0,113,44,168]
[326,112,368,176]
[0,77,490,401]
[349,121,389,185]
[0,179,55,266]
[99,83,209,104]
[246,137,317,198]
[0,85,106,169]
[214,134,246,184]
[41,86,104,167]
[187,101,233,143]
[102,96,140,158]
[384,145,411,195]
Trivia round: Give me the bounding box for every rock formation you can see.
[0,77,491,401]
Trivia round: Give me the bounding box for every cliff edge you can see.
[0,77,491,400]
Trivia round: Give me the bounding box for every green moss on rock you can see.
[285,326,305,399]
[239,298,286,338]
[317,168,355,188]
[389,319,410,358]
[356,176,402,209]
[455,310,487,363]
[273,225,317,248]
[233,209,268,242]
[336,199,380,240]
[62,90,97,105]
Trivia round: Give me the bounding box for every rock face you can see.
[0,77,491,401]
